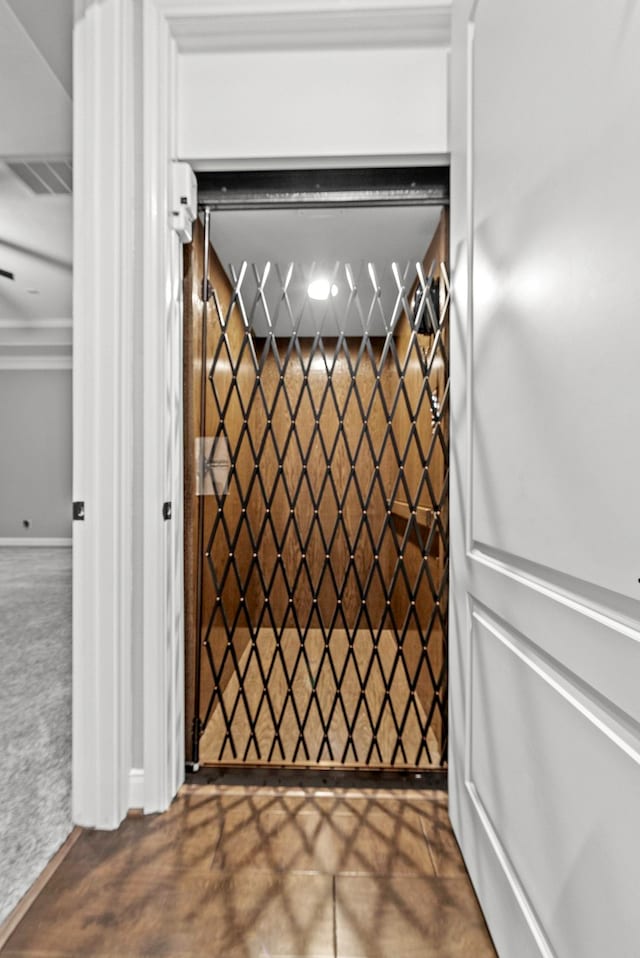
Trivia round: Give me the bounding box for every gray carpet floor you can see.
[0,547,72,925]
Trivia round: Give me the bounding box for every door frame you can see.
[185,194,450,772]
[72,0,452,826]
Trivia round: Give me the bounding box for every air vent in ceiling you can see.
[8,159,72,195]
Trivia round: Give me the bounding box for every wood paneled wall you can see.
[387,209,449,751]
[243,336,397,630]
[183,219,254,758]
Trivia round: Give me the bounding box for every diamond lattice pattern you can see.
[197,258,449,768]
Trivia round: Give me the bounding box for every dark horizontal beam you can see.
[197,166,449,210]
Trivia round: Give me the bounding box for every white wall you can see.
[178,46,449,165]
[0,369,72,539]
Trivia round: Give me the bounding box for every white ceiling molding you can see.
[0,355,71,370]
[169,5,451,52]
[0,317,72,362]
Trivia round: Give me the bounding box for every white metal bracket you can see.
[171,162,197,243]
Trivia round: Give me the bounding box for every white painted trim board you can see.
[128,768,145,809]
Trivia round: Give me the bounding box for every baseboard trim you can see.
[0,827,82,950]
[0,538,72,547]
[129,768,145,809]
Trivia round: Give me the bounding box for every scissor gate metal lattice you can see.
[192,243,449,770]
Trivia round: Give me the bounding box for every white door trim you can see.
[141,0,185,813]
[72,0,134,828]
[139,0,453,817]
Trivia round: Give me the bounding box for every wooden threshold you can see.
[186,763,447,791]
[0,827,83,951]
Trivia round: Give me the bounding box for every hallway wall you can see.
[0,369,72,540]
[179,44,448,165]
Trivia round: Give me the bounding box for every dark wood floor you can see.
[1,784,496,958]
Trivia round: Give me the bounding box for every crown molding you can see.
[166,4,451,52]
[0,320,72,360]
[0,315,72,364]
[0,355,71,370]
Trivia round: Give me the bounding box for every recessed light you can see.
[308,279,338,301]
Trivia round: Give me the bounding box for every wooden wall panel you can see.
[243,337,396,631]
[387,209,449,751]
[183,220,254,759]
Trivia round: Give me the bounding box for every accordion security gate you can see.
[192,227,449,770]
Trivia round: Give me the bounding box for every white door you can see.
[449,2,640,955]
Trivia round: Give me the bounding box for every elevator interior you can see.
[183,169,449,773]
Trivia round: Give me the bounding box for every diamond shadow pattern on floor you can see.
[1,785,496,958]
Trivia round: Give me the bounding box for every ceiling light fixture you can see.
[308,278,338,301]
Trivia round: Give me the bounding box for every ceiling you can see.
[0,160,72,320]
[0,0,443,350]
[0,0,72,159]
[210,205,443,336]
[5,0,72,97]
[0,0,72,360]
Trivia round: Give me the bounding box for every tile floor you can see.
[1,785,497,958]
